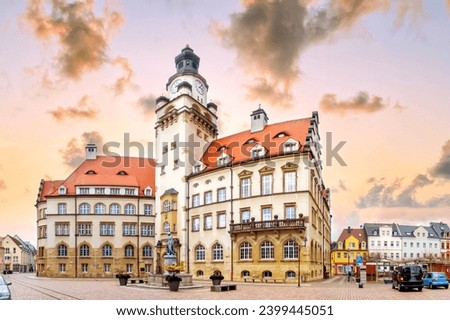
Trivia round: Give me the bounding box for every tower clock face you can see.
[170,79,182,93]
[195,80,205,95]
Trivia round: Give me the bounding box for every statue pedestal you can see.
[163,254,177,267]
[148,273,193,287]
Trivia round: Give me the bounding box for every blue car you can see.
[423,272,449,289]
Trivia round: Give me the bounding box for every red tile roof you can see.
[199,117,312,171]
[39,156,155,200]
[337,228,367,243]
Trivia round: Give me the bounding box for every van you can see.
[392,264,424,292]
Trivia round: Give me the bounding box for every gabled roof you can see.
[397,225,417,237]
[430,222,450,238]
[337,228,367,243]
[363,223,396,237]
[38,156,156,200]
[199,117,312,172]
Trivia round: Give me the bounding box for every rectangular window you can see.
[59,264,66,272]
[141,224,154,237]
[110,188,120,195]
[204,215,213,230]
[104,264,111,273]
[262,207,272,221]
[95,188,105,194]
[192,194,200,207]
[285,205,296,219]
[100,223,114,236]
[81,264,88,273]
[217,212,226,228]
[126,264,133,273]
[217,188,226,202]
[192,217,200,232]
[241,209,250,223]
[144,204,153,215]
[240,177,251,198]
[58,203,67,214]
[55,223,70,235]
[261,174,273,195]
[123,224,136,236]
[78,223,92,236]
[204,191,213,204]
[79,188,90,194]
[284,171,296,192]
[125,188,136,195]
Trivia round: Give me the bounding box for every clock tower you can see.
[154,45,218,270]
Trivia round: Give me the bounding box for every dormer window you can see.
[275,132,287,138]
[86,170,96,175]
[145,187,152,197]
[117,170,128,175]
[372,230,378,235]
[244,138,257,145]
[192,161,204,174]
[283,138,299,153]
[218,146,226,152]
[250,144,266,159]
[217,152,231,167]
[59,186,66,195]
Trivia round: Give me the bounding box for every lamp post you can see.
[297,236,307,287]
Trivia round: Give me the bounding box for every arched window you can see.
[240,242,252,260]
[80,244,90,257]
[124,204,136,215]
[163,200,170,212]
[196,270,204,276]
[241,270,250,278]
[94,203,106,214]
[58,244,67,256]
[260,241,274,260]
[79,203,90,214]
[283,240,298,259]
[142,245,152,257]
[195,244,205,261]
[109,203,121,214]
[212,243,223,261]
[125,245,134,257]
[263,270,272,278]
[102,244,112,257]
[286,271,296,279]
[144,204,153,216]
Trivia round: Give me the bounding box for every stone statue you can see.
[166,232,175,256]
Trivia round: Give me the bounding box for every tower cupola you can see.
[250,106,269,133]
[175,45,200,74]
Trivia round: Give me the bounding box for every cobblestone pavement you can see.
[4,272,450,300]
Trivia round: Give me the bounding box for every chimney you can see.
[85,142,97,160]
[250,106,268,133]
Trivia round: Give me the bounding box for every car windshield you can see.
[435,272,446,278]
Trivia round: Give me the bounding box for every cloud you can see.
[319,91,388,114]
[24,0,123,80]
[214,0,436,108]
[0,179,6,190]
[136,94,157,117]
[356,174,450,208]
[49,95,98,121]
[430,139,450,179]
[60,131,104,168]
[112,56,136,95]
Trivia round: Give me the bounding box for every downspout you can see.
[137,197,140,278]
[186,176,190,274]
[74,195,78,278]
[229,166,234,281]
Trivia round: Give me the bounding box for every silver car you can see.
[0,275,12,300]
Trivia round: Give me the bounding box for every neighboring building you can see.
[0,236,4,273]
[364,223,442,264]
[430,222,450,262]
[1,235,36,273]
[35,46,332,282]
[35,155,156,278]
[331,227,368,275]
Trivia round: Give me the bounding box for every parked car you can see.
[423,272,449,289]
[0,275,12,300]
[392,264,424,292]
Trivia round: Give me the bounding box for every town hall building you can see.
[35,46,332,283]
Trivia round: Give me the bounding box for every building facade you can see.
[331,227,368,275]
[36,46,332,282]
[1,235,36,273]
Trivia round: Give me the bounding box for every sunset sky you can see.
[1,0,450,247]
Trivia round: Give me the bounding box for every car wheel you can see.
[418,287,422,292]
[445,286,448,289]
[398,285,403,292]
[429,283,433,289]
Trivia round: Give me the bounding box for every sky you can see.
[1,0,450,247]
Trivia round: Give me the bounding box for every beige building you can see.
[36,46,331,282]
[1,235,36,273]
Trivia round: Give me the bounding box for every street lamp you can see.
[297,236,307,287]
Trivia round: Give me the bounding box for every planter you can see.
[168,279,182,291]
[211,278,222,286]
[116,274,130,286]
[210,273,224,286]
